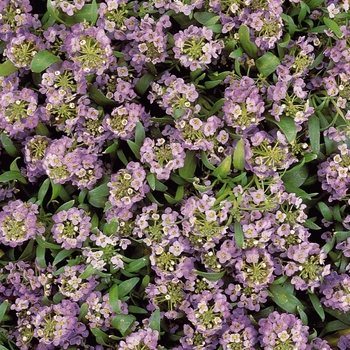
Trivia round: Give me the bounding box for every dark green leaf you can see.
[194,12,219,25]
[282,165,308,188]
[88,84,118,106]
[267,115,297,143]
[0,300,8,322]
[134,73,155,96]
[256,52,280,77]
[118,277,140,298]
[201,151,216,170]
[234,221,244,248]
[90,328,110,346]
[36,245,47,268]
[179,150,197,180]
[308,292,325,321]
[89,181,110,198]
[111,314,136,337]
[238,25,258,59]
[125,257,149,273]
[0,171,27,184]
[79,264,97,279]
[204,80,222,89]
[164,185,184,204]
[298,1,310,23]
[194,270,226,282]
[89,196,108,208]
[53,249,75,266]
[269,284,305,313]
[308,114,320,154]
[317,201,333,221]
[324,17,343,37]
[36,236,61,250]
[30,50,62,73]
[55,200,75,213]
[128,305,148,314]
[233,138,245,171]
[103,218,119,236]
[149,308,161,333]
[135,122,146,147]
[147,172,156,191]
[127,140,141,159]
[109,284,120,313]
[37,178,51,205]
[1,132,19,157]
[0,60,18,76]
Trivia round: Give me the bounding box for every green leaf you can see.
[118,277,140,298]
[0,171,27,184]
[87,83,118,106]
[204,80,222,89]
[194,270,226,282]
[173,108,186,119]
[212,155,232,179]
[324,17,343,37]
[281,13,296,35]
[135,122,146,147]
[128,305,148,314]
[298,1,310,23]
[308,114,320,154]
[1,132,19,157]
[36,236,61,250]
[55,200,75,213]
[30,50,62,73]
[238,24,258,59]
[308,292,325,322]
[53,249,75,266]
[194,12,219,26]
[149,308,161,334]
[134,73,155,96]
[79,264,97,279]
[164,185,184,204]
[103,218,119,236]
[37,178,51,205]
[201,151,216,170]
[206,24,222,33]
[233,138,245,171]
[125,257,149,273]
[317,201,333,221]
[229,47,243,59]
[269,284,305,314]
[0,60,18,77]
[109,284,120,313]
[127,140,141,159]
[256,52,280,77]
[282,165,308,188]
[111,314,136,337]
[267,115,297,143]
[179,150,197,180]
[90,328,110,346]
[234,221,244,248]
[324,307,350,326]
[0,300,8,322]
[89,181,110,198]
[36,245,47,268]
[89,196,108,208]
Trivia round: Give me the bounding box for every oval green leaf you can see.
[30,50,62,73]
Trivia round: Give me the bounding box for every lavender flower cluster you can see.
[0,0,350,349]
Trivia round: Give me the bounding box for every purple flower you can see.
[4,31,47,70]
[0,200,45,247]
[118,328,160,349]
[51,207,91,249]
[320,271,350,312]
[0,0,41,41]
[0,88,41,139]
[57,264,99,302]
[140,137,186,180]
[32,299,88,348]
[104,103,150,141]
[220,308,258,349]
[173,25,224,71]
[63,23,115,76]
[258,311,309,350]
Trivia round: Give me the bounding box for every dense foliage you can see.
[0,0,350,349]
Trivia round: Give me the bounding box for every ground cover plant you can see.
[0,0,350,349]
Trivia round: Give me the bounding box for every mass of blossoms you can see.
[0,0,350,349]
